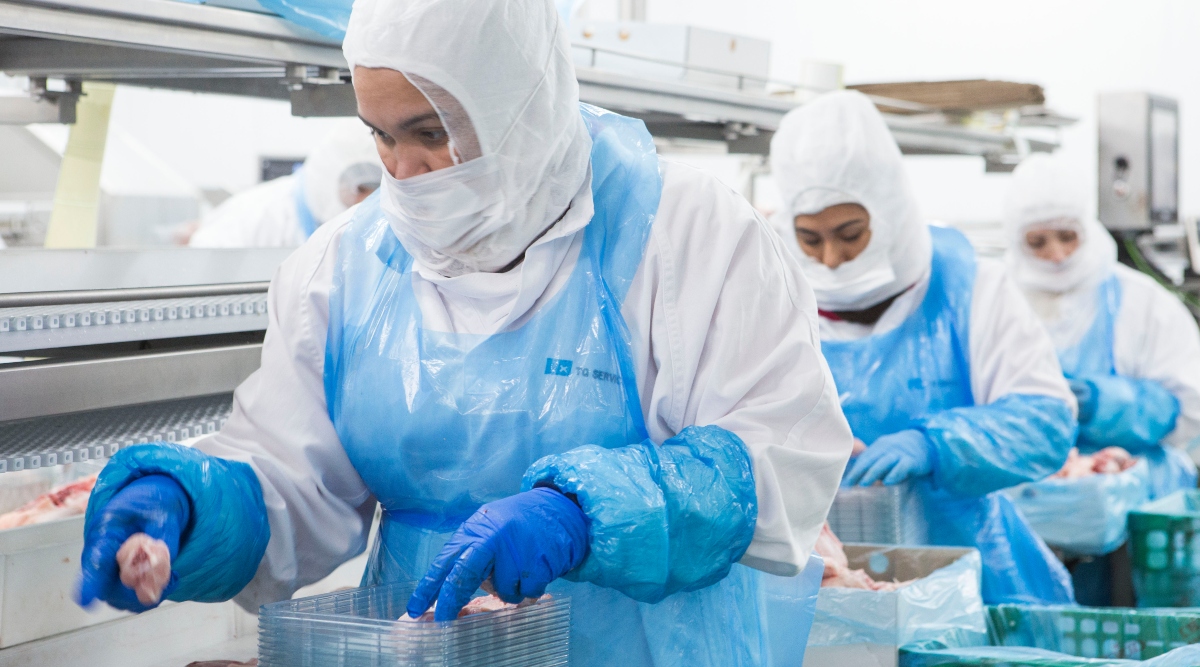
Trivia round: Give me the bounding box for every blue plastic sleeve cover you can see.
[86,443,271,603]
[918,394,1076,497]
[1074,375,1180,453]
[521,425,757,604]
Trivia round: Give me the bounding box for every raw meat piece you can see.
[1052,447,1137,479]
[822,567,879,590]
[399,593,552,622]
[851,439,868,456]
[0,473,98,530]
[117,533,172,605]
[1091,447,1137,474]
[816,521,914,591]
[814,522,849,577]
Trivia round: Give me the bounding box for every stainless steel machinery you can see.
[1099,92,1179,233]
[0,247,288,661]
[1098,93,1200,314]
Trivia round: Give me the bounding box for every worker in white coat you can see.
[189,120,382,248]
[76,0,852,664]
[1004,154,1200,500]
[771,90,1078,605]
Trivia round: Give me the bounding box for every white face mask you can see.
[796,234,898,311]
[379,154,514,277]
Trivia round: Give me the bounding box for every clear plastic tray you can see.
[827,483,929,545]
[258,582,571,667]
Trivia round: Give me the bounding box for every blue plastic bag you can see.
[1006,460,1153,556]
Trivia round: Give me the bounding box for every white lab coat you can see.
[821,255,1079,412]
[196,159,854,609]
[188,176,307,248]
[189,176,307,249]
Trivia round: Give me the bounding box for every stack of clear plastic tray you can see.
[827,482,929,545]
[258,582,571,667]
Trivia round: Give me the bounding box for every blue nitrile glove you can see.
[407,487,588,622]
[78,474,191,612]
[843,429,934,487]
[1070,378,1098,425]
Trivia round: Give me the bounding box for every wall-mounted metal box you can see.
[1098,92,1179,232]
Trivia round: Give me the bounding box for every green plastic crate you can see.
[1128,491,1200,607]
[900,605,1200,666]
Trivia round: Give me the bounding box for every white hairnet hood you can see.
[1003,153,1116,294]
[343,0,592,276]
[303,119,383,225]
[769,90,932,311]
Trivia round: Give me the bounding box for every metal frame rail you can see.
[0,0,1069,161]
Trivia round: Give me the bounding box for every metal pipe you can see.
[0,281,269,308]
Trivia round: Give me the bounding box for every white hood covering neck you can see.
[1003,153,1116,295]
[769,90,932,311]
[343,0,592,277]
[303,119,383,225]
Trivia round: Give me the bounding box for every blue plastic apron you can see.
[822,226,1072,605]
[1058,275,1196,500]
[291,167,320,240]
[324,105,776,666]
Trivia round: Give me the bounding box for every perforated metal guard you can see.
[0,394,233,473]
[0,294,268,353]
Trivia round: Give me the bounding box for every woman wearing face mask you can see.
[771,91,1078,605]
[73,0,853,663]
[1004,154,1200,503]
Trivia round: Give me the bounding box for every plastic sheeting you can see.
[807,548,986,657]
[1006,460,1152,556]
[85,442,270,603]
[255,0,350,39]
[761,554,825,665]
[823,225,1075,606]
[902,604,1200,666]
[523,425,758,603]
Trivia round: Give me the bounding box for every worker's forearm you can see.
[522,425,757,603]
[1076,375,1179,452]
[87,443,271,603]
[919,394,1076,496]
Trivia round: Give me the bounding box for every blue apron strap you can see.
[292,167,320,240]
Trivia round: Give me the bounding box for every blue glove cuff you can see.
[87,443,271,603]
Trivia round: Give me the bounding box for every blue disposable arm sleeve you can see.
[1076,375,1180,453]
[85,443,270,603]
[918,394,1076,497]
[521,425,757,604]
